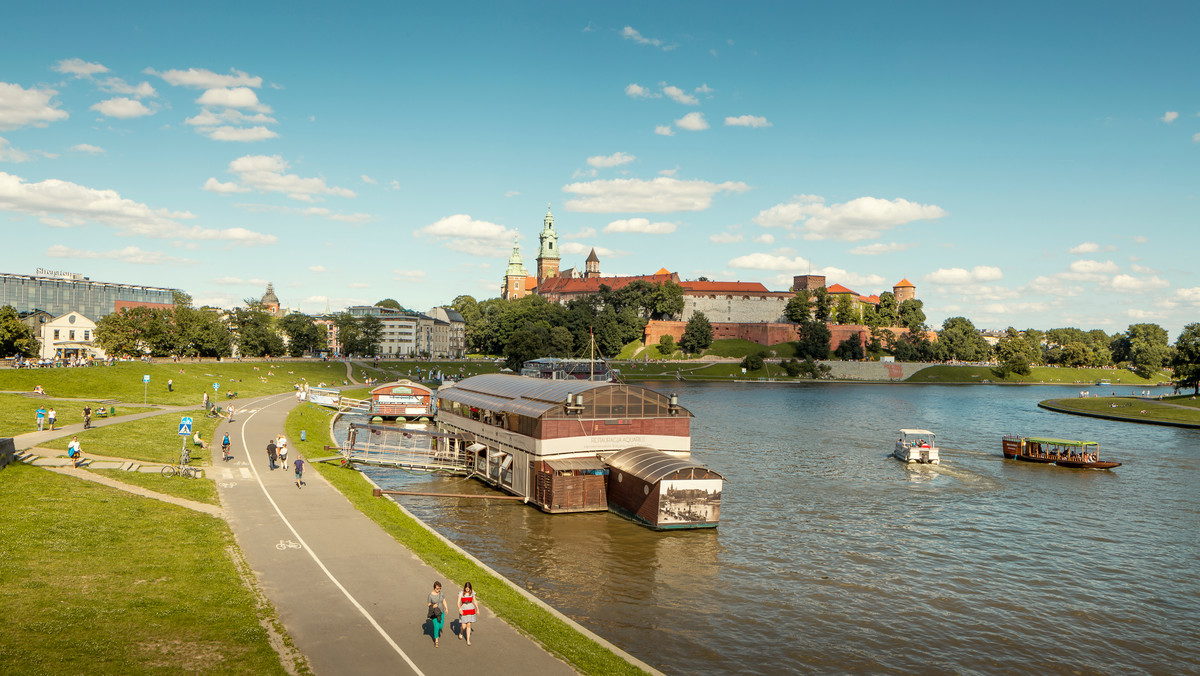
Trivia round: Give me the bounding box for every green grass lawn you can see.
[87,467,222,505]
[42,408,221,465]
[0,464,293,674]
[0,360,348,406]
[907,365,1170,385]
[1162,394,1200,408]
[0,393,157,437]
[1040,397,1200,425]
[287,403,647,676]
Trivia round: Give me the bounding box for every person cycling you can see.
[82,405,92,429]
[222,433,232,462]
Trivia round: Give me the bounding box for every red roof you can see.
[680,281,770,294]
[538,272,678,295]
[895,278,915,288]
[860,294,880,304]
[826,283,856,295]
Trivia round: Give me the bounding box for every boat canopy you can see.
[605,446,724,483]
[1025,437,1098,447]
[899,429,935,437]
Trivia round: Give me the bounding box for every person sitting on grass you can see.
[193,432,209,450]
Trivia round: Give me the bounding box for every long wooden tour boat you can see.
[1001,435,1121,469]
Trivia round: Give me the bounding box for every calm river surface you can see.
[351,383,1200,675]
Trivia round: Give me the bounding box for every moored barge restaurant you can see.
[435,374,724,529]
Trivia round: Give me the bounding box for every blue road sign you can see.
[179,422,192,435]
[143,374,150,383]
[213,382,220,391]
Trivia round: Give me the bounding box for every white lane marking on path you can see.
[239,394,425,676]
[240,467,251,479]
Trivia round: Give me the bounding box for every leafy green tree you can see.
[937,317,990,362]
[834,333,864,360]
[1172,323,1200,394]
[649,281,685,319]
[375,299,403,310]
[657,334,676,356]
[898,299,926,333]
[231,307,285,357]
[1060,341,1092,367]
[1123,323,1170,378]
[504,327,545,370]
[994,327,1034,376]
[795,320,831,360]
[740,351,766,371]
[359,315,384,356]
[812,287,832,323]
[679,312,713,354]
[279,312,325,357]
[834,295,855,325]
[784,290,812,323]
[332,312,362,356]
[781,358,802,377]
[549,326,574,357]
[876,291,899,327]
[892,331,935,362]
[0,305,39,358]
[1021,329,1045,365]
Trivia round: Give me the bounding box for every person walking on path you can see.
[293,456,305,488]
[36,406,46,431]
[278,438,289,467]
[227,405,235,423]
[457,581,477,646]
[47,407,57,431]
[67,436,83,468]
[168,378,173,393]
[267,439,278,470]
[427,581,448,647]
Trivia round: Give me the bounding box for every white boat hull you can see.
[893,446,940,464]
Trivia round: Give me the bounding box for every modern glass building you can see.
[0,270,179,319]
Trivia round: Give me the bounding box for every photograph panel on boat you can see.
[658,478,723,525]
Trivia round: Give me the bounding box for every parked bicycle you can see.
[161,463,196,479]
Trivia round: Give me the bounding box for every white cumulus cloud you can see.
[675,112,709,131]
[562,177,749,213]
[587,152,636,168]
[1162,111,1179,123]
[727,252,811,271]
[98,77,157,98]
[0,171,275,244]
[625,83,658,99]
[0,137,31,162]
[0,83,69,130]
[662,85,699,106]
[621,26,674,51]
[1069,241,1099,254]
[90,97,154,119]
[146,67,262,90]
[924,266,1003,285]
[308,265,326,273]
[52,58,109,79]
[654,125,674,136]
[69,143,105,154]
[219,155,354,201]
[725,115,772,128]
[1174,287,1200,305]
[46,244,193,265]
[603,218,676,234]
[205,126,278,142]
[754,195,946,241]
[203,177,251,194]
[1108,274,1169,293]
[710,232,743,244]
[415,214,518,257]
[850,242,914,255]
[196,87,270,112]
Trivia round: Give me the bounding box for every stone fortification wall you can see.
[681,294,789,324]
[646,320,873,352]
[821,361,930,381]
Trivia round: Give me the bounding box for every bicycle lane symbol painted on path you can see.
[276,540,303,550]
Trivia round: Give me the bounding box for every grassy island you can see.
[1038,395,1200,427]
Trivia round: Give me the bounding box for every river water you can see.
[349,383,1200,675]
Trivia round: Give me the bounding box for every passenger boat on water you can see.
[893,429,940,464]
[1001,435,1121,469]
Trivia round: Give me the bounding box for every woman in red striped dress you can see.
[457,582,477,646]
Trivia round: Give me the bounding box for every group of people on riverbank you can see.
[426,580,477,647]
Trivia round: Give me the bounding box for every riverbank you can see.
[290,402,656,676]
[1038,395,1200,428]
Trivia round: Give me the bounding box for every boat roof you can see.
[1025,437,1098,446]
[605,446,724,483]
[899,428,935,436]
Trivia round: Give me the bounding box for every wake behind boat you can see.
[1001,435,1121,469]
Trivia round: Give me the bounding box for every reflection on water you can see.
[352,383,1200,675]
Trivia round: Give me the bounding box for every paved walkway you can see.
[7,385,590,675]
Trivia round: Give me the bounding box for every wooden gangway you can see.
[338,397,372,414]
[341,423,472,474]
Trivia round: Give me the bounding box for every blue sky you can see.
[1,1,1197,338]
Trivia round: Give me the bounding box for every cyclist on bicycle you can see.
[222,433,232,462]
[82,404,92,429]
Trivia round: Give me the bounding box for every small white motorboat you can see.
[893,429,940,464]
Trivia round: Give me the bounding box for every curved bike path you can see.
[214,392,577,676]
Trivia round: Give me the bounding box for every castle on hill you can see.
[500,205,918,349]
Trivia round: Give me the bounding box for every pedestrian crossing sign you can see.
[179,416,193,436]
